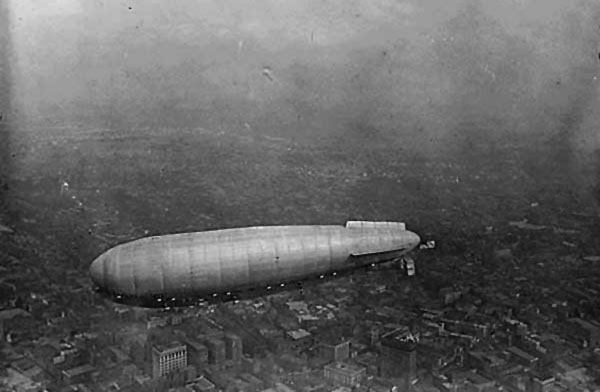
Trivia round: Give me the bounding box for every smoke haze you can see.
[3,0,600,246]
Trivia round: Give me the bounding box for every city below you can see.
[2,209,600,392]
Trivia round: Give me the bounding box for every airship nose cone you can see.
[89,255,105,289]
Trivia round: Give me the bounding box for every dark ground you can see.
[1,120,599,294]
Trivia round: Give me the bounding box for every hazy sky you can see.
[5,0,600,168]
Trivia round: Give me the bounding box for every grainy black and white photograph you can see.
[1,0,600,390]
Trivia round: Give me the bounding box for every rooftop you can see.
[287,329,311,340]
[153,341,186,354]
[324,361,366,374]
[62,364,96,378]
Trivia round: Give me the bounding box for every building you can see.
[285,328,312,351]
[128,336,147,364]
[323,362,366,387]
[0,308,31,342]
[204,337,226,366]
[506,346,538,368]
[171,314,183,325]
[354,352,380,376]
[567,318,600,348]
[224,333,243,363]
[467,350,504,377]
[439,287,461,305]
[61,364,97,384]
[370,326,379,346]
[380,332,417,381]
[319,340,350,363]
[186,339,209,369]
[106,346,130,364]
[239,372,264,390]
[187,375,216,392]
[152,342,188,379]
[147,316,169,329]
[529,372,556,392]
[463,371,496,392]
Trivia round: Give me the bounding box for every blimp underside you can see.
[91,221,420,299]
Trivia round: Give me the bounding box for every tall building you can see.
[204,337,226,366]
[380,332,417,382]
[151,342,187,379]
[186,339,209,369]
[224,333,243,363]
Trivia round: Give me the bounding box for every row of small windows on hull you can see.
[105,273,336,307]
[98,261,410,307]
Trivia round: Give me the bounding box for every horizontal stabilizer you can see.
[345,221,406,230]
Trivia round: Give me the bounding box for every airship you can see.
[89,221,420,305]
